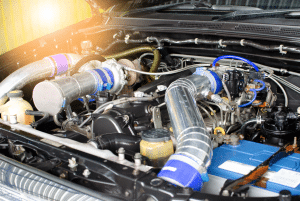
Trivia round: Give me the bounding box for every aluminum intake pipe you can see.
[0,54,82,105]
[33,59,127,116]
[158,68,222,191]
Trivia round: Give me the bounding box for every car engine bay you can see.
[0,22,300,200]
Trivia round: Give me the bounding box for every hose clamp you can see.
[256,116,263,124]
[240,39,245,46]
[218,39,227,48]
[279,44,287,54]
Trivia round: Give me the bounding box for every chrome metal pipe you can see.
[158,74,216,191]
[33,68,113,116]
[0,54,82,105]
[166,75,213,168]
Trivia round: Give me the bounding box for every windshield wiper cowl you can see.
[214,8,300,21]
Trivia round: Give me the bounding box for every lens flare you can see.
[38,3,58,23]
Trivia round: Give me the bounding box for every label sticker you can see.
[218,160,275,179]
[218,160,300,188]
[269,169,300,188]
[218,160,256,175]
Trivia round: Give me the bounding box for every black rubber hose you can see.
[96,133,141,153]
[72,46,160,81]
[240,118,258,135]
[226,123,241,134]
[250,131,261,141]
[25,110,49,128]
[103,46,161,80]
[100,39,149,54]
[70,54,106,76]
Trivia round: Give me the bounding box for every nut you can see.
[82,169,91,177]
[68,157,78,168]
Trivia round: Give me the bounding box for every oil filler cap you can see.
[141,129,171,142]
[7,90,24,98]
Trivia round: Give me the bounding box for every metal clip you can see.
[279,44,287,54]
[219,39,227,48]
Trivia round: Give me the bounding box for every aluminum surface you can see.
[0,54,82,105]
[165,75,213,170]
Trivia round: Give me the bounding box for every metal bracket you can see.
[152,107,163,129]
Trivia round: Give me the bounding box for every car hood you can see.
[84,0,169,11]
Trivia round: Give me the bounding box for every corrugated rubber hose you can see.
[103,46,161,80]
[71,46,161,81]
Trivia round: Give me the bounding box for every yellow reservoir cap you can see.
[140,129,174,167]
[0,90,34,125]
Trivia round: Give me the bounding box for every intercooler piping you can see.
[158,68,223,191]
[32,58,128,116]
[0,54,82,105]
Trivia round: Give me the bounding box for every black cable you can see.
[240,118,258,135]
[70,54,106,76]
[25,110,49,128]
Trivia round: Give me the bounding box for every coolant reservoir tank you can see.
[0,90,34,125]
[140,129,174,167]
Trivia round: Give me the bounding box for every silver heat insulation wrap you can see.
[0,54,82,105]
[33,68,114,116]
[165,75,213,169]
[33,71,101,116]
[33,59,127,116]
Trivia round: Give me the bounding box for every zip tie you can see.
[195,38,199,44]
[240,39,245,46]
[124,34,130,44]
[218,39,227,48]
[279,44,287,54]
[146,37,151,42]
[113,33,118,39]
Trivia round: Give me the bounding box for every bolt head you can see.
[123,115,130,122]
[83,169,91,177]
[132,169,139,176]
[157,85,167,91]
[222,190,230,196]
[134,153,142,159]
[125,190,130,197]
[118,147,125,154]
[150,178,163,186]
[134,91,144,98]
[60,173,66,178]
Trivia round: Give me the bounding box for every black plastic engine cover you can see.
[92,101,155,136]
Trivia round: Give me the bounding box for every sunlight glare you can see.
[38,3,58,23]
